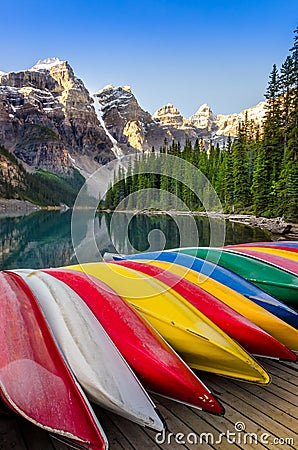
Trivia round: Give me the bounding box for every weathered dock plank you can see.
[154,397,243,450]
[18,418,56,450]
[210,377,298,429]
[94,408,136,450]
[0,416,27,450]
[207,378,297,443]
[0,360,297,450]
[262,360,298,385]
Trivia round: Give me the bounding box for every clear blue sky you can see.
[1,1,297,116]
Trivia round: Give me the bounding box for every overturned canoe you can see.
[226,241,298,251]
[119,251,298,333]
[68,262,271,385]
[230,246,298,263]
[115,260,296,361]
[177,247,298,307]
[0,271,108,450]
[14,269,165,431]
[224,248,298,276]
[43,268,224,415]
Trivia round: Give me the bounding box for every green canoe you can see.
[177,247,298,307]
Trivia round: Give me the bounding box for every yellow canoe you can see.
[66,263,270,385]
[232,246,298,263]
[140,260,298,351]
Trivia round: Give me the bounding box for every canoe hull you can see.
[14,269,164,431]
[224,248,298,276]
[122,251,298,347]
[68,263,271,385]
[230,246,298,263]
[178,247,298,306]
[0,271,107,450]
[226,242,298,252]
[117,260,296,361]
[44,268,224,415]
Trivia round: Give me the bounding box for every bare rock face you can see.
[189,104,217,132]
[123,120,146,151]
[215,101,266,136]
[97,84,155,151]
[153,104,184,127]
[0,153,25,194]
[97,86,203,152]
[98,84,267,152]
[0,58,114,175]
[154,107,200,144]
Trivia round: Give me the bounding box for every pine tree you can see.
[279,56,295,149]
[264,64,284,184]
[222,135,234,209]
[279,27,298,220]
[252,64,284,215]
[232,123,251,207]
[252,146,268,215]
[105,181,113,209]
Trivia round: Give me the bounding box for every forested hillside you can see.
[0,146,84,206]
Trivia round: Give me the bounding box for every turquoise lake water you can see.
[0,210,272,270]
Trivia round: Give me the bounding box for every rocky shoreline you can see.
[220,214,297,239]
[103,209,298,240]
[0,199,71,217]
[0,199,41,217]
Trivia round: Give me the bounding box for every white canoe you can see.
[14,269,164,431]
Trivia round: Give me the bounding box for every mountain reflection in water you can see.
[0,210,271,270]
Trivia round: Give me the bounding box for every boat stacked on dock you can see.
[0,241,297,449]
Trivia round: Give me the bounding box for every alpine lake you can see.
[0,210,273,271]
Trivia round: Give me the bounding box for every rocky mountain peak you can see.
[216,101,266,136]
[30,57,66,71]
[1,57,268,182]
[189,103,217,131]
[0,58,114,176]
[97,85,135,112]
[28,57,77,92]
[121,85,132,93]
[195,103,213,114]
[96,84,153,151]
[153,104,184,127]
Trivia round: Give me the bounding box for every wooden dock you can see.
[1,359,297,449]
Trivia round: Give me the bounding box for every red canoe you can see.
[225,248,298,276]
[44,268,224,415]
[226,243,298,253]
[0,271,107,450]
[114,261,296,362]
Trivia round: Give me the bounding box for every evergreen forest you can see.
[105,28,298,221]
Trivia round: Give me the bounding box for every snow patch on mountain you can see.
[30,57,66,71]
[93,94,124,158]
[97,85,134,111]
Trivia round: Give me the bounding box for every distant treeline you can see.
[0,145,84,206]
[105,27,298,221]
